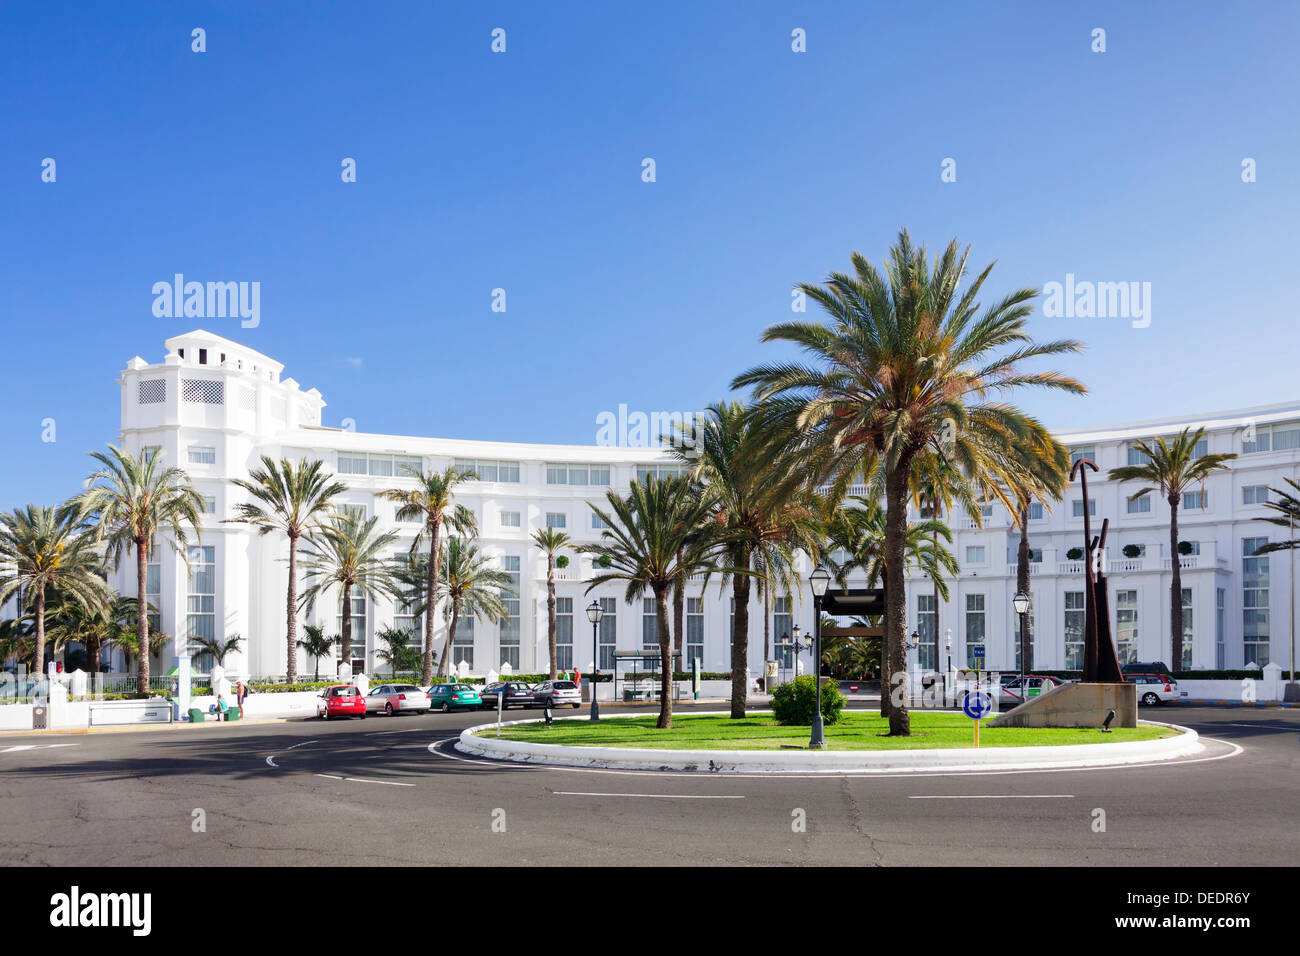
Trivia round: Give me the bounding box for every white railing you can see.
[1057,561,1085,574]
[1108,558,1147,573]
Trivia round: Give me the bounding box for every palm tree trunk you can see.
[1017,501,1032,671]
[673,549,685,659]
[136,538,150,695]
[933,501,942,685]
[439,597,460,673]
[763,583,770,668]
[729,546,752,719]
[1169,497,1182,671]
[33,586,46,683]
[546,554,558,679]
[286,531,299,683]
[655,585,673,729]
[340,586,353,670]
[427,517,442,681]
[883,462,912,735]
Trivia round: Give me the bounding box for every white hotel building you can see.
[112,330,1298,680]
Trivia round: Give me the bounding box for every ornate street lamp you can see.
[586,600,604,721]
[1013,590,1030,691]
[809,565,830,750]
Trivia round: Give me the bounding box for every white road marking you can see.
[0,745,38,753]
[344,777,414,787]
[554,791,743,799]
[315,773,344,780]
[287,740,319,750]
[265,756,278,767]
[909,794,1075,800]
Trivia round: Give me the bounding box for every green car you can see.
[428,683,483,712]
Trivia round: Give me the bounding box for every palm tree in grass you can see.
[667,402,825,719]
[532,527,572,679]
[227,456,346,683]
[735,230,1085,734]
[580,475,731,729]
[383,465,478,682]
[298,513,402,675]
[296,623,336,681]
[75,446,205,695]
[1109,427,1236,670]
[0,504,111,679]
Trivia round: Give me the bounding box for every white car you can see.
[364,683,432,716]
[1130,674,1179,705]
[999,675,1067,708]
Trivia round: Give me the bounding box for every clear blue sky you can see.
[3,1,1297,508]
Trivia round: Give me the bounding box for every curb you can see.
[1169,700,1299,708]
[455,712,1202,774]
[0,715,303,737]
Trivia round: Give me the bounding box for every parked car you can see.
[1131,673,1179,705]
[533,679,582,709]
[365,683,432,716]
[428,683,483,712]
[1123,661,1173,677]
[318,684,367,720]
[999,675,1065,708]
[478,681,537,710]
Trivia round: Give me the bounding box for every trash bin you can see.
[32,704,48,730]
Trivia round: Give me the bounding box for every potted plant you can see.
[1067,547,1084,561]
[555,555,570,569]
[1122,544,1142,558]
[1178,540,1195,555]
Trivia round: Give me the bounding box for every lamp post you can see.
[908,629,919,708]
[585,600,603,721]
[944,627,953,707]
[1013,590,1030,693]
[809,565,830,749]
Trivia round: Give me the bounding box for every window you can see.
[138,380,165,404]
[686,597,705,670]
[773,596,792,668]
[1183,489,1208,511]
[545,464,612,486]
[336,584,367,659]
[642,598,660,655]
[1243,536,1270,666]
[1192,438,1208,458]
[1242,421,1300,454]
[500,510,521,528]
[499,556,520,669]
[142,445,162,462]
[1115,590,1138,664]
[1243,485,1270,505]
[591,510,610,530]
[181,379,224,405]
[545,512,566,529]
[1126,494,1152,514]
[1181,540,1202,555]
[202,496,216,515]
[1072,499,1097,518]
[965,546,985,564]
[186,546,216,671]
[917,594,936,671]
[455,459,521,483]
[1181,587,1193,670]
[393,455,423,478]
[392,553,421,639]
[188,446,215,465]
[453,616,474,670]
[337,453,367,475]
[146,542,161,633]
[1027,502,1044,521]
[555,597,574,670]
[598,597,617,670]
[1070,446,1095,466]
[1127,444,1151,466]
[1064,591,1085,670]
[964,594,985,667]
[636,464,689,482]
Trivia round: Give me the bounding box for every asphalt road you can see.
[0,703,1294,866]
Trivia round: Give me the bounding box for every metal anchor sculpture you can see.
[1071,458,1126,684]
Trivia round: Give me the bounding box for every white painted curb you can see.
[455,712,1202,774]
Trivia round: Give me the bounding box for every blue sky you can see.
[3,1,1297,508]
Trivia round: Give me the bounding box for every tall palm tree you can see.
[1110,427,1236,669]
[735,230,1085,734]
[296,623,336,681]
[0,504,110,678]
[383,465,478,682]
[227,456,346,683]
[668,402,824,719]
[580,475,730,729]
[428,538,512,676]
[907,452,974,677]
[532,527,572,679]
[298,513,402,673]
[75,446,205,695]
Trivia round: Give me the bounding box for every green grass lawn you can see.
[490,711,1175,750]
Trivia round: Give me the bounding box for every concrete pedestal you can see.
[988,681,1138,729]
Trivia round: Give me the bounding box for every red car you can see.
[318,684,367,720]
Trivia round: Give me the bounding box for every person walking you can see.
[235,679,248,718]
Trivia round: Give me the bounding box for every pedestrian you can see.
[235,679,248,718]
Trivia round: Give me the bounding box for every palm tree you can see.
[296,623,336,681]
[43,592,138,675]
[735,230,1085,734]
[1109,426,1236,670]
[1255,478,1300,680]
[580,475,729,728]
[227,456,346,683]
[0,614,34,668]
[668,402,824,719]
[383,465,478,682]
[0,504,111,678]
[298,513,402,673]
[431,538,512,676]
[907,453,974,676]
[531,528,572,679]
[192,633,244,670]
[107,622,171,676]
[75,445,205,696]
[375,624,419,677]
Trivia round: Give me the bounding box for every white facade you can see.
[115,330,1299,679]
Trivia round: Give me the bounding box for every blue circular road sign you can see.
[963,692,993,720]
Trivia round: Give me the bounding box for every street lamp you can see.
[1013,590,1030,691]
[907,630,919,708]
[809,565,830,750]
[585,600,604,721]
[944,627,953,707]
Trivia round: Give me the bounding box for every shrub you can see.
[1067,547,1084,560]
[1122,544,1141,558]
[555,555,570,569]
[771,675,846,726]
[1178,540,1195,555]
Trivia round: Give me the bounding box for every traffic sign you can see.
[962,692,993,720]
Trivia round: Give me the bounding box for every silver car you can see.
[533,679,582,709]
[365,683,431,716]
